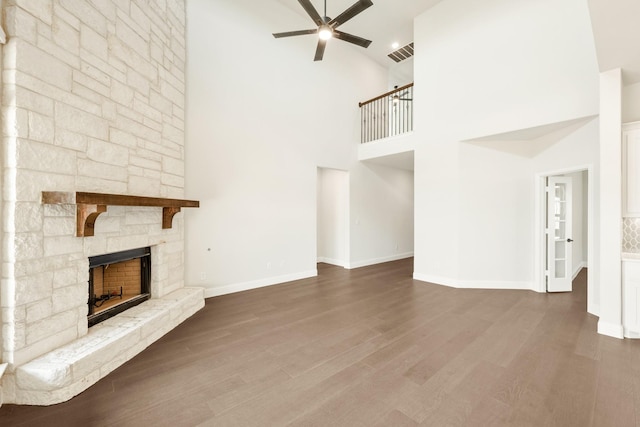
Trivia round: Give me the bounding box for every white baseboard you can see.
[624,328,640,339]
[203,270,318,298]
[412,273,455,287]
[317,257,347,267]
[572,261,588,281]
[345,252,413,269]
[413,273,535,291]
[597,320,624,339]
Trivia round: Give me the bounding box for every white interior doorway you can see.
[317,168,349,267]
[536,166,594,312]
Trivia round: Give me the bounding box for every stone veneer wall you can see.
[1,0,188,402]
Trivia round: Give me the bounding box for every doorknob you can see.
[567,238,573,242]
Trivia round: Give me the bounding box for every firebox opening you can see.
[88,247,151,327]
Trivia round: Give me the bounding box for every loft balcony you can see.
[358,83,415,170]
[359,83,413,143]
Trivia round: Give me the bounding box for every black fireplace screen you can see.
[88,247,151,327]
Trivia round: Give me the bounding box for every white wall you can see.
[456,144,533,286]
[349,162,414,268]
[565,170,588,277]
[623,82,640,123]
[413,0,599,290]
[185,0,412,296]
[388,58,414,89]
[317,168,349,266]
[414,0,599,141]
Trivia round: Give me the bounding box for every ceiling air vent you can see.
[387,42,414,63]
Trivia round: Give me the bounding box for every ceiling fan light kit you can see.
[273,0,374,61]
[318,25,333,40]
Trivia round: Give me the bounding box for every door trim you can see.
[534,165,597,315]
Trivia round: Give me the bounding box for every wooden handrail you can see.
[358,82,414,107]
[42,191,199,237]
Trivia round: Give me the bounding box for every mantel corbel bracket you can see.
[162,207,181,229]
[77,204,108,237]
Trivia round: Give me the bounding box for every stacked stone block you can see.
[0,0,194,404]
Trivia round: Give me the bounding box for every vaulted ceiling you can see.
[588,0,640,85]
[275,0,640,86]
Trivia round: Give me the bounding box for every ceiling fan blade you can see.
[314,39,327,61]
[298,0,324,26]
[328,0,373,28]
[273,29,317,38]
[333,30,372,48]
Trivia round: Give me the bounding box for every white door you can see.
[547,176,573,292]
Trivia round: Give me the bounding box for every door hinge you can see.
[544,270,549,277]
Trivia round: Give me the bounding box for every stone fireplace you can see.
[0,0,204,406]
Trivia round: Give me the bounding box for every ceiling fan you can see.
[391,86,412,104]
[273,0,373,61]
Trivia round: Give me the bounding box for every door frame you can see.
[534,165,597,315]
[316,167,350,267]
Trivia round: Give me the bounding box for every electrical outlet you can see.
[267,262,272,269]
[200,272,206,281]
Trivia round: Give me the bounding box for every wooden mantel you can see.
[42,191,200,237]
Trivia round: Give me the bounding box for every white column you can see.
[598,68,623,338]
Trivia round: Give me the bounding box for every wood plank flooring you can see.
[1,259,639,426]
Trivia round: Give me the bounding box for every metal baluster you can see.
[368,104,371,142]
[360,104,363,143]
[379,99,383,140]
[373,102,380,139]
[365,104,369,143]
[384,98,387,138]
[381,99,384,139]
[375,99,378,141]
[396,97,400,136]
[409,86,413,132]
[403,94,407,135]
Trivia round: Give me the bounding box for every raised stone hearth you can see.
[15,288,203,405]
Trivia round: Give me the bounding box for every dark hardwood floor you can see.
[1,259,639,426]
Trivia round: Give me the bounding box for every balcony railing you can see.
[359,83,413,143]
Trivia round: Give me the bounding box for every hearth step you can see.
[13,287,204,406]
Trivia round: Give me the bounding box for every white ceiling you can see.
[588,0,640,85]
[274,0,443,68]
